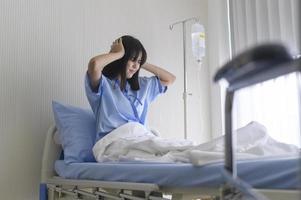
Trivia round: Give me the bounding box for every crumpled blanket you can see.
[92,121,300,165]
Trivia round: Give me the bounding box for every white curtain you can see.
[229,0,301,146]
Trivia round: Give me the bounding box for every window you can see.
[233,72,301,147]
[228,0,300,146]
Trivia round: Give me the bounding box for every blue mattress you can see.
[55,156,301,189]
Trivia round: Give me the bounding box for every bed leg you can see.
[47,185,58,200]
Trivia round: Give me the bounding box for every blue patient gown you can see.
[85,74,167,141]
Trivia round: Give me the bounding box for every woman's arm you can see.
[87,38,124,90]
[141,63,176,86]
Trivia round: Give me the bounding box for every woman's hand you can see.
[109,38,125,58]
[87,38,125,90]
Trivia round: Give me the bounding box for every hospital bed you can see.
[40,44,301,200]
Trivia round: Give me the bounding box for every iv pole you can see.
[169,17,198,139]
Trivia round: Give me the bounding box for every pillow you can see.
[52,101,96,163]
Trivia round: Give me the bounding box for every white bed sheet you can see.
[93,121,300,165]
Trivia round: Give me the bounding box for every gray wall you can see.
[0,0,211,199]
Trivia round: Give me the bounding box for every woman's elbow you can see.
[169,74,176,84]
[88,60,103,81]
[163,75,176,86]
[88,58,97,68]
[88,58,101,72]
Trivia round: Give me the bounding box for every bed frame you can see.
[40,125,219,200]
[39,125,300,200]
[40,44,301,200]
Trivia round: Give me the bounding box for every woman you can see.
[85,35,176,142]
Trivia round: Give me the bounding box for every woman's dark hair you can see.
[102,35,147,91]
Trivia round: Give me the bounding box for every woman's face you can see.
[125,52,142,79]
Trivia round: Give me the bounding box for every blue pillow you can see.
[52,101,96,163]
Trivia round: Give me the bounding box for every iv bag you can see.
[191,23,205,63]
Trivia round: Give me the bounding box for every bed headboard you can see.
[41,124,62,182]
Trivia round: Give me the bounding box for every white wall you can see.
[0,0,210,199]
